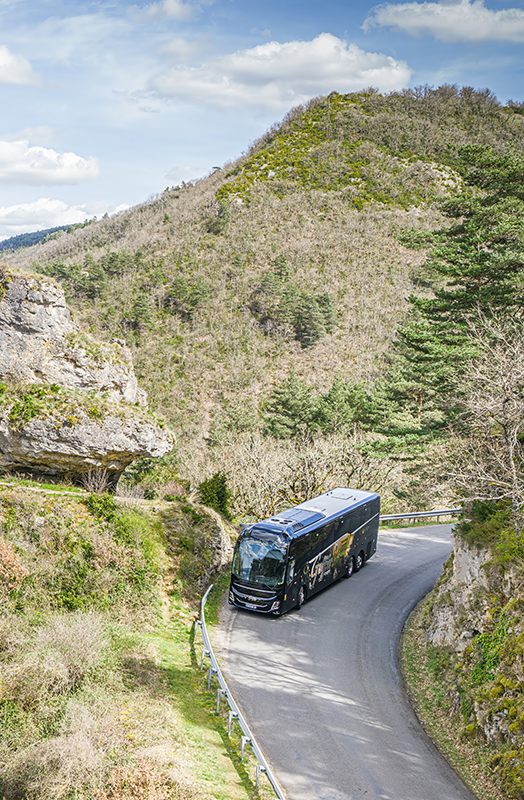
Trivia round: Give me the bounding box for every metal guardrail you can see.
[380,508,461,525]
[195,585,286,800]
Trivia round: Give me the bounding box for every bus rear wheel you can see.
[297,585,307,608]
[355,552,364,571]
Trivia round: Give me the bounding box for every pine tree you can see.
[315,378,379,433]
[262,374,317,438]
[389,146,524,430]
[198,472,231,519]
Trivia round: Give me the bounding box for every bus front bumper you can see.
[229,587,281,614]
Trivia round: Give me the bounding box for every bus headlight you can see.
[270,600,280,611]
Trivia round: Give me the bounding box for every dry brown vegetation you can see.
[0,609,200,800]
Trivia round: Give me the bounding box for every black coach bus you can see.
[229,487,380,616]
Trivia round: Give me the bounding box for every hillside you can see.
[402,517,524,800]
[0,222,92,253]
[0,480,269,800]
[5,86,524,515]
[3,84,524,800]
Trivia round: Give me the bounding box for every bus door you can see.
[362,499,379,559]
[282,555,296,611]
[292,534,311,598]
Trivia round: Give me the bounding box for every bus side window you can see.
[338,511,360,537]
[324,521,335,547]
[292,534,310,564]
[312,522,334,555]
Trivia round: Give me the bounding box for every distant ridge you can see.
[0,220,92,252]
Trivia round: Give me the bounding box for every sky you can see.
[0,0,524,240]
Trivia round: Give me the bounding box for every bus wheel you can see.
[343,558,354,579]
[355,552,364,571]
[297,585,307,609]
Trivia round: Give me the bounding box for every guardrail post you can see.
[256,764,267,789]
[200,648,210,670]
[207,666,218,689]
[216,688,227,713]
[241,735,251,761]
[228,710,239,735]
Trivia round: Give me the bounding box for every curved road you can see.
[218,524,477,800]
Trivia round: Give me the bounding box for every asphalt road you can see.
[218,524,478,800]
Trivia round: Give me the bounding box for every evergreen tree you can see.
[315,378,379,433]
[389,146,524,430]
[263,374,317,438]
[250,262,337,349]
[82,254,108,299]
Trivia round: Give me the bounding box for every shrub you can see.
[81,469,111,494]
[3,613,110,708]
[0,537,29,591]
[197,473,231,520]
[2,732,101,800]
[96,760,197,800]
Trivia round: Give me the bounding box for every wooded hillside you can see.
[6,85,524,515]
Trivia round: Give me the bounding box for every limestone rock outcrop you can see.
[425,538,494,651]
[0,412,172,483]
[0,271,144,405]
[425,536,519,653]
[0,270,173,482]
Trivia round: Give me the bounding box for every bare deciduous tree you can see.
[190,431,401,521]
[450,320,524,537]
[80,469,110,494]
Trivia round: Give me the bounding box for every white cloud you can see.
[158,36,212,62]
[141,0,196,20]
[149,33,412,110]
[1,126,59,144]
[363,0,524,42]
[0,198,125,240]
[0,141,99,185]
[0,44,41,85]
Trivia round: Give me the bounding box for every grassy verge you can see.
[186,574,275,800]
[0,482,275,800]
[0,475,85,493]
[400,599,503,800]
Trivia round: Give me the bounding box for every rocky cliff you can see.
[0,269,144,404]
[0,270,173,483]
[425,537,505,651]
[421,531,524,796]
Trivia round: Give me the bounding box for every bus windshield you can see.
[232,537,288,588]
